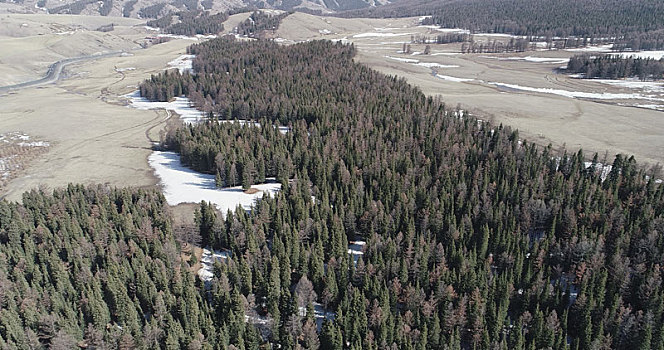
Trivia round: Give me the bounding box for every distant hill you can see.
[0,0,395,18]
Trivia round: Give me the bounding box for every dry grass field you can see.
[0,14,195,200]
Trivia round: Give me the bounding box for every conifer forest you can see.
[2,32,664,350]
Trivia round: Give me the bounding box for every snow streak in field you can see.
[489,82,661,100]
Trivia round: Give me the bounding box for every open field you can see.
[278,13,664,166]
[0,14,198,201]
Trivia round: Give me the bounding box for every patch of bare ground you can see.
[244,187,260,194]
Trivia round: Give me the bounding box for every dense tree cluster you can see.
[0,185,216,349]
[614,32,664,52]
[48,0,96,15]
[411,33,471,45]
[461,38,530,54]
[170,0,197,11]
[139,3,167,19]
[567,54,664,80]
[235,11,291,38]
[138,37,664,349]
[122,0,137,17]
[146,14,173,30]
[342,0,664,51]
[98,0,112,16]
[147,10,228,36]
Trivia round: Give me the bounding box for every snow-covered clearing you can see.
[198,248,230,282]
[385,56,459,69]
[353,32,413,38]
[148,151,281,213]
[418,25,470,34]
[565,44,614,52]
[348,240,366,265]
[591,79,664,92]
[417,62,460,68]
[482,56,569,64]
[124,90,205,124]
[436,74,475,83]
[144,26,160,31]
[297,302,335,331]
[385,55,419,63]
[583,162,612,181]
[167,54,195,74]
[115,67,136,72]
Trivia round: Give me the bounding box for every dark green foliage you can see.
[98,0,112,16]
[235,11,291,38]
[147,10,228,36]
[48,0,96,15]
[0,185,215,349]
[122,0,136,17]
[343,0,664,51]
[137,37,664,349]
[139,3,167,19]
[567,54,664,80]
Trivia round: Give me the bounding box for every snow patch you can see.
[348,240,366,265]
[353,32,413,38]
[198,248,230,282]
[565,44,614,52]
[417,62,460,68]
[488,82,661,101]
[385,55,419,63]
[167,54,195,74]
[124,90,205,124]
[436,74,474,82]
[148,151,281,214]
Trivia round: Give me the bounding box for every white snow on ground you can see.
[124,90,205,124]
[483,56,570,64]
[157,34,200,41]
[475,32,515,38]
[144,26,160,31]
[418,26,471,34]
[198,248,230,281]
[436,74,475,82]
[614,51,664,60]
[566,44,614,52]
[115,67,136,72]
[583,162,613,181]
[430,52,460,56]
[17,141,49,147]
[385,56,419,63]
[348,240,366,265]
[167,54,195,74]
[638,104,664,111]
[353,32,413,38]
[148,151,281,214]
[319,29,332,35]
[417,62,460,68]
[298,303,335,331]
[156,34,216,41]
[591,79,664,92]
[488,82,661,101]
